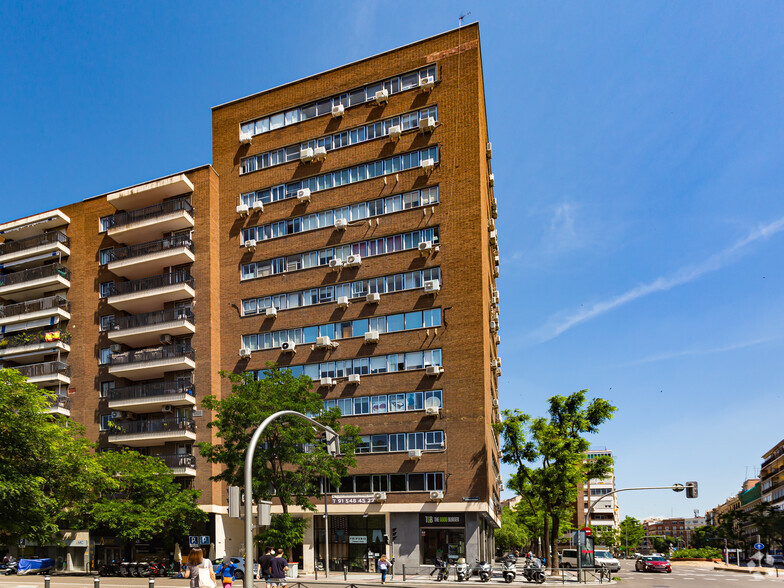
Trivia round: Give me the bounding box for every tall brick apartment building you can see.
[0,24,501,572]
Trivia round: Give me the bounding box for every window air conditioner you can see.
[313,146,327,161]
[493,290,500,304]
[345,254,361,267]
[494,267,500,278]
[500,483,505,492]
[265,307,277,317]
[236,204,250,217]
[110,344,122,353]
[239,131,252,145]
[419,116,436,133]
[496,368,502,378]
[421,158,435,173]
[418,240,433,255]
[494,255,500,265]
[486,142,493,159]
[489,173,495,187]
[281,341,297,353]
[495,334,501,345]
[489,219,496,230]
[160,334,172,345]
[374,89,389,105]
[316,336,333,349]
[425,406,440,416]
[388,125,402,142]
[490,321,498,333]
[110,411,125,420]
[364,331,380,343]
[320,377,334,387]
[424,279,441,294]
[300,147,315,162]
[329,258,343,271]
[374,491,387,501]
[408,449,422,460]
[366,292,381,304]
[492,398,499,408]
[348,373,361,384]
[244,239,257,251]
[331,104,344,117]
[419,76,435,92]
[334,218,348,230]
[430,490,444,500]
[337,296,350,308]
[426,365,443,376]
[296,188,311,203]
[491,359,499,370]
[161,405,173,413]
[252,200,264,213]
[489,230,498,245]
[239,348,251,358]
[496,475,503,485]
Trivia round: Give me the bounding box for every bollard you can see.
[402,564,406,582]
[149,576,155,588]
[44,576,51,588]
[343,564,347,581]
[315,565,318,580]
[94,575,100,588]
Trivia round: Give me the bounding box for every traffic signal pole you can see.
[584,483,698,522]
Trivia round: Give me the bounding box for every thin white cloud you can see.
[535,215,784,341]
[618,336,780,366]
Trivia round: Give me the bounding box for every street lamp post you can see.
[243,411,339,588]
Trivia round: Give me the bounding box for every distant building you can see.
[575,449,619,531]
[761,440,784,508]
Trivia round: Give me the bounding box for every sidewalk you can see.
[295,570,616,585]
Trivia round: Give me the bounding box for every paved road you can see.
[614,559,784,587]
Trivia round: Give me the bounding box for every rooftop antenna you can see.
[459,11,471,27]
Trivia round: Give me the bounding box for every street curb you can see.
[712,566,776,575]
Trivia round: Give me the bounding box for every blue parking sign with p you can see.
[200,536,210,546]
[189,536,199,547]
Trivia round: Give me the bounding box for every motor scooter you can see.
[476,559,492,582]
[501,556,516,583]
[455,558,470,582]
[1,561,18,576]
[521,557,545,584]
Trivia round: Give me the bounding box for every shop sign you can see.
[332,494,376,504]
[64,540,88,547]
[462,497,480,502]
[349,536,368,544]
[419,513,465,527]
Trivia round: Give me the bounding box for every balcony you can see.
[107,234,195,279]
[0,264,70,302]
[108,344,195,380]
[106,173,194,210]
[107,381,196,413]
[0,231,70,266]
[47,395,71,417]
[0,329,70,361]
[15,361,71,386]
[156,453,197,476]
[106,271,194,314]
[107,197,194,244]
[0,209,70,241]
[107,417,196,447]
[108,307,195,347]
[0,295,70,329]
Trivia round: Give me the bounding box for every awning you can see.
[1,317,59,334]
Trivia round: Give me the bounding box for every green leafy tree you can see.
[728,504,784,552]
[199,366,361,513]
[88,450,207,544]
[0,369,102,544]
[494,390,616,569]
[618,516,646,555]
[651,535,679,554]
[496,506,530,553]
[689,525,712,549]
[591,525,620,549]
[255,514,308,556]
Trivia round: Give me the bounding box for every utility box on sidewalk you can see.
[287,562,298,578]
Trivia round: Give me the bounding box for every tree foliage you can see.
[651,535,679,553]
[618,516,646,555]
[255,514,308,555]
[494,390,616,569]
[199,366,361,513]
[591,525,620,549]
[723,504,784,551]
[495,506,530,553]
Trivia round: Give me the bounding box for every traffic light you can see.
[391,528,398,541]
[228,486,241,518]
[325,430,340,457]
[686,481,698,498]
[383,534,389,544]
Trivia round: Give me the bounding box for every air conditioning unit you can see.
[252,200,264,213]
[366,292,381,304]
[236,204,250,217]
[489,173,495,187]
[161,404,173,413]
[421,158,435,172]
[374,89,389,105]
[320,377,334,387]
[489,230,498,245]
[496,475,503,485]
[331,104,344,117]
[281,341,297,353]
[244,239,257,251]
[296,188,311,203]
[334,218,348,230]
[494,255,500,265]
[492,398,499,408]
[239,131,253,145]
[110,411,125,420]
[316,336,333,349]
[300,147,315,162]
[418,240,433,255]
[426,365,443,376]
[430,490,444,500]
[496,368,502,377]
[364,331,380,343]
[160,334,172,345]
[337,296,350,308]
[492,290,500,304]
[348,373,361,384]
[388,125,402,142]
[486,142,493,159]
[419,76,435,92]
[419,116,436,133]
[345,254,361,267]
[500,483,505,492]
[239,347,251,358]
[490,321,498,332]
[408,449,422,460]
[494,267,500,278]
[489,219,496,230]
[491,359,500,370]
[265,307,277,317]
[374,491,387,501]
[313,146,327,161]
[425,406,440,416]
[495,334,501,345]
[110,344,122,353]
[329,258,343,271]
[424,279,441,294]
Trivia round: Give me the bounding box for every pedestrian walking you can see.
[257,546,274,586]
[218,558,237,587]
[378,554,391,584]
[268,549,289,587]
[183,547,216,588]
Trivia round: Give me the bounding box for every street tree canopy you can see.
[199,366,361,513]
[618,516,646,554]
[496,506,530,553]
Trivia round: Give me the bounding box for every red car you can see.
[635,556,672,573]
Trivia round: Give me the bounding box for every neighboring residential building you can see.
[761,439,784,508]
[575,449,619,531]
[0,24,500,572]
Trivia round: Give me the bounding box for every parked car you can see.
[593,550,620,573]
[212,557,257,580]
[635,555,671,573]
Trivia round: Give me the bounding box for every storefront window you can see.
[314,515,386,572]
[420,514,466,564]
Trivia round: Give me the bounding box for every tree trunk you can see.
[543,514,550,570]
[551,513,560,573]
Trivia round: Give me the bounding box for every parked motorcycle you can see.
[98,561,118,576]
[137,561,152,577]
[436,562,450,581]
[476,560,492,582]
[501,556,517,583]
[455,558,470,582]
[522,558,545,584]
[118,561,131,577]
[1,561,18,576]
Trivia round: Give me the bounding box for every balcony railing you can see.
[110,344,194,366]
[0,231,70,255]
[0,264,70,287]
[107,418,196,435]
[49,395,72,411]
[0,329,70,350]
[108,381,195,401]
[16,361,70,379]
[108,271,193,296]
[111,307,194,331]
[108,234,194,263]
[156,454,196,469]
[107,198,193,229]
[0,295,70,319]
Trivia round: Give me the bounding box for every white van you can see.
[593,550,620,572]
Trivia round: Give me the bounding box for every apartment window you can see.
[99,281,114,298]
[99,216,113,232]
[99,315,115,332]
[99,348,112,365]
[99,248,113,265]
[99,381,115,398]
[99,414,111,431]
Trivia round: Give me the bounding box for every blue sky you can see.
[2,1,784,521]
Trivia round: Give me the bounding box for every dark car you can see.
[635,555,671,573]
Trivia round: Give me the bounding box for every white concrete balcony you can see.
[15,361,71,386]
[106,197,194,244]
[107,381,196,413]
[107,307,195,347]
[0,264,70,302]
[157,453,197,477]
[107,344,195,381]
[0,333,70,362]
[106,271,194,314]
[107,417,196,447]
[0,209,70,241]
[47,395,71,417]
[0,231,70,266]
[106,174,194,210]
[0,295,70,329]
[107,235,195,280]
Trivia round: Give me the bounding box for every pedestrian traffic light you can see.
[228,486,241,518]
[391,528,397,541]
[686,481,698,499]
[383,534,389,544]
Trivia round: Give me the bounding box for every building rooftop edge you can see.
[82,163,215,203]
